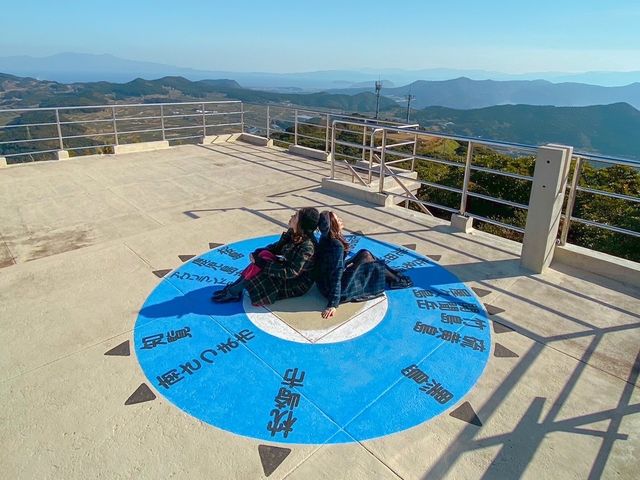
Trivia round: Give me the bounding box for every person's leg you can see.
[350,249,400,283]
[212,278,245,302]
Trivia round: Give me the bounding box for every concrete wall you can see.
[113,141,170,155]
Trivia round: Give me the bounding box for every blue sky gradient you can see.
[1,0,638,73]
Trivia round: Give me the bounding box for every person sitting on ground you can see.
[315,210,413,319]
[213,207,320,305]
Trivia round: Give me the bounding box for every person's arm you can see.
[323,240,345,310]
[261,239,314,279]
[252,230,291,262]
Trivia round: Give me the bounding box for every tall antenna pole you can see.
[405,90,415,123]
[374,80,382,120]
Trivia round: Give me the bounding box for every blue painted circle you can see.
[134,235,491,444]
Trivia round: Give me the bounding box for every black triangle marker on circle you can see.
[471,287,492,298]
[494,343,519,358]
[153,269,171,278]
[492,321,515,334]
[402,243,417,250]
[352,230,364,236]
[179,254,195,262]
[209,242,223,249]
[484,303,505,315]
[258,445,291,477]
[449,401,482,426]
[125,383,156,406]
[104,341,130,356]
[427,254,442,262]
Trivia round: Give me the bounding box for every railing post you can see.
[294,109,298,145]
[111,106,118,146]
[55,109,64,150]
[160,105,166,141]
[240,102,245,133]
[459,141,474,215]
[325,114,330,152]
[201,102,206,138]
[411,131,418,172]
[330,122,336,179]
[361,125,367,162]
[379,130,387,193]
[560,156,583,245]
[368,129,377,184]
[521,144,572,273]
[266,105,270,139]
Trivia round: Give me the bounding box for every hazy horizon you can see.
[2,0,639,75]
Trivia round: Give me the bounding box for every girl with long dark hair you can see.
[315,210,413,319]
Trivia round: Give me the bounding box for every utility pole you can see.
[374,80,382,120]
[405,91,415,123]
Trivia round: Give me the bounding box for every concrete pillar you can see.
[0,156,7,167]
[521,145,573,273]
[450,214,474,233]
[56,150,70,160]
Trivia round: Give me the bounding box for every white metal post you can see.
[55,109,63,150]
[266,106,270,139]
[111,106,118,146]
[160,105,166,141]
[294,109,298,145]
[459,142,474,215]
[560,156,583,245]
[379,130,387,193]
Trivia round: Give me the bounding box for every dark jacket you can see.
[245,230,316,305]
[315,233,386,309]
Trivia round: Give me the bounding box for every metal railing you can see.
[0,100,242,160]
[330,119,538,234]
[1,100,638,257]
[560,153,640,243]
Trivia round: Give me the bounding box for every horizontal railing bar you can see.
[333,119,539,155]
[467,191,529,210]
[296,120,326,129]
[59,118,114,125]
[466,213,526,233]
[333,152,363,162]
[569,216,640,237]
[117,127,165,136]
[574,153,640,168]
[392,195,459,214]
[409,178,463,194]
[470,164,534,181]
[410,152,465,168]
[385,140,417,149]
[334,139,372,151]
[0,121,58,129]
[64,144,113,152]
[0,136,59,145]
[575,185,640,203]
[0,100,241,114]
[296,132,325,142]
[2,148,61,157]
[61,132,115,140]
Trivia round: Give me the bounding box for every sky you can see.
[1,0,639,73]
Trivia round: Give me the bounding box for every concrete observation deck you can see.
[1,141,639,479]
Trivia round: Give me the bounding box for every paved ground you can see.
[0,142,638,479]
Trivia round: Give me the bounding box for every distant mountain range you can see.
[411,103,640,160]
[330,77,640,110]
[0,53,639,88]
[1,72,638,160]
